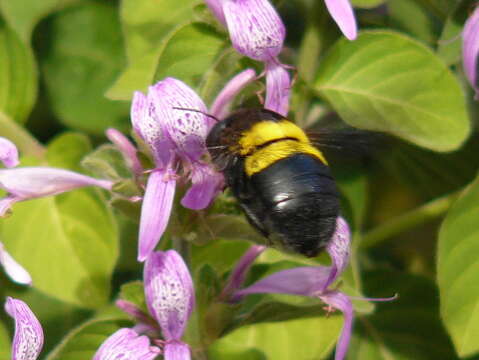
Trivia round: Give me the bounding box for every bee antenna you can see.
[172,107,220,123]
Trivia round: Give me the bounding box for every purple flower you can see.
[112,250,195,360]
[0,167,113,217]
[0,139,113,285]
[131,73,257,261]
[93,328,161,360]
[231,217,394,360]
[0,137,113,217]
[463,6,479,99]
[0,242,32,285]
[324,0,357,40]
[0,137,19,168]
[5,297,44,360]
[205,0,291,116]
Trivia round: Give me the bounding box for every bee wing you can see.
[306,128,384,158]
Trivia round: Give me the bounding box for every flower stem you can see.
[360,190,461,249]
[0,112,45,158]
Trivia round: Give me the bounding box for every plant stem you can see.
[360,190,461,249]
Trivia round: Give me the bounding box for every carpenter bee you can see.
[206,108,340,258]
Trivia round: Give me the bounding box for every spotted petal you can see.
[149,78,209,162]
[0,137,19,168]
[5,297,43,360]
[223,0,285,62]
[0,242,32,285]
[131,91,172,167]
[463,6,479,99]
[93,328,161,360]
[138,169,176,262]
[324,0,357,40]
[144,250,195,341]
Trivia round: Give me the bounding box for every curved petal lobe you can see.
[138,170,176,262]
[93,328,161,360]
[0,137,19,168]
[324,0,357,40]
[210,68,257,119]
[0,167,112,199]
[265,62,291,116]
[0,242,32,285]
[5,297,43,360]
[234,266,331,299]
[144,250,195,341]
[223,0,285,61]
[463,7,479,98]
[181,164,223,210]
[150,78,208,162]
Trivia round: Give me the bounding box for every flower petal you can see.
[149,78,209,162]
[106,128,143,177]
[131,91,172,167]
[463,6,479,98]
[234,265,331,300]
[222,245,266,298]
[319,291,353,360]
[0,167,112,199]
[0,137,19,168]
[210,69,257,119]
[93,328,161,360]
[0,242,32,285]
[265,61,291,116]
[204,0,227,26]
[324,0,357,40]
[324,216,351,290]
[181,164,223,210]
[164,341,191,360]
[5,297,43,360]
[115,300,152,325]
[144,250,195,341]
[138,170,176,262]
[223,0,285,61]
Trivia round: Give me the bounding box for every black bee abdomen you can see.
[248,153,340,257]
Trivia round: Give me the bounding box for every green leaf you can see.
[153,22,226,88]
[388,0,440,44]
[42,1,129,134]
[106,0,197,100]
[208,316,342,360]
[0,24,37,123]
[349,270,458,360]
[315,31,470,152]
[81,144,133,180]
[350,0,385,9]
[119,281,147,314]
[437,1,470,66]
[0,0,76,41]
[0,133,118,308]
[46,318,131,360]
[437,174,479,357]
[0,321,10,359]
[46,132,91,171]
